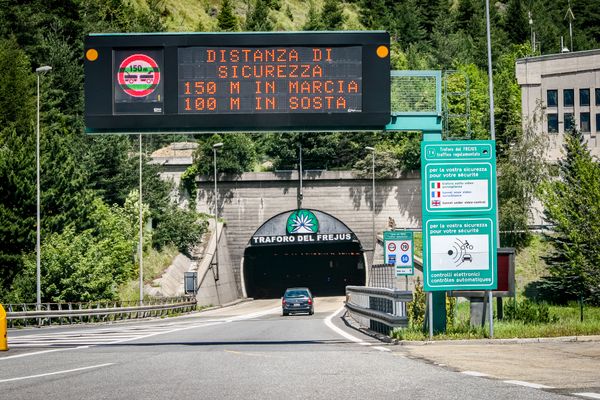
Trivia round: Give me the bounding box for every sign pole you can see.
[488,290,494,338]
[138,133,143,306]
[428,292,433,340]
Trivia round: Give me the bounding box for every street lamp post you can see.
[365,147,375,263]
[212,142,223,281]
[35,65,51,311]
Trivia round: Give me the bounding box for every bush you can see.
[407,278,426,329]
[153,207,208,256]
[504,299,557,324]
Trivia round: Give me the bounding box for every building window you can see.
[564,89,574,107]
[547,114,558,133]
[596,113,600,133]
[580,112,590,133]
[580,89,590,106]
[564,113,574,132]
[596,89,600,106]
[547,90,558,107]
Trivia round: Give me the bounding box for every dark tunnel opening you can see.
[243,242,365,299]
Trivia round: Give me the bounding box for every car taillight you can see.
[307,298,312,305]
[282,298,286,305]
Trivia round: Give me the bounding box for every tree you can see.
[321,0,345,30]
[7,198,138,302]
[192,134,257,176]
[153,207,208,256]
[538,126,600,305]
[498,120,548,248]
[217,0,238,31]
[503,0,529,45]
[245,0,273,31]
[0,39,35,292]
[303,1,322,31]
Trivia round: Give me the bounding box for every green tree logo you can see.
[286,210,319,234]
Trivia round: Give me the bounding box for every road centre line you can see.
[503,380,554,389]
[0,363,114,383]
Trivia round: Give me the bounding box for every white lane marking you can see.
[2,306,281,358]
[323,309,390,353]
[104,306,281,345]
[573,393,600,399]
[0,363,114,383]
[373,346,391,352]
[324,306,366,344]
[503,380,554,389]
[0,347,81,360]
[461,371,490,377]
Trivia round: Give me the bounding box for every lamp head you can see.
[35,66,52,74]
[212,142,224,149]
[365,146,375,151]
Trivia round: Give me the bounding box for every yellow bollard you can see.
[0,304,7,351]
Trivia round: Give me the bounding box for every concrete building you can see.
[516,49,600,161]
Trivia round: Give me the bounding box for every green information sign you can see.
[421,140,498,291]
[383,231,414,276]
[423,143,495,214]
[424,218,496,290]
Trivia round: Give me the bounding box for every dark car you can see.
[281,287,314,316]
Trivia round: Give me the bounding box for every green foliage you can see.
[8,198,137,303]
[245,0,273,31]
[538,127,600,305]
[302,1,321,31]
[217,0,238,31]
[320,0,345,30]
[353,149,399,179]
[181,163,199,200]
[153,207,208,256]
[498,122,548,248]
[0,39,35,290]
[407,278,426,329]
[192,134,257,176]
[504,299,556,324]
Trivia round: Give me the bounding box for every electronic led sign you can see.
[85,32,390,133]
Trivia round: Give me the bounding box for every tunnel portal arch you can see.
[242,209,366,299]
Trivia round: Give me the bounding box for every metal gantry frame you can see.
[443,70,472,140]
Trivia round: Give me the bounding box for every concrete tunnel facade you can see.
[242,209,366,298]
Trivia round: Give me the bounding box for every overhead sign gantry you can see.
[84,32,390,134]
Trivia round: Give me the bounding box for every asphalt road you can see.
[0,297,581,400]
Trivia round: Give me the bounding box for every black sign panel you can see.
[177,46,362,114]
[113,49,164,115]
[84,32,390,133]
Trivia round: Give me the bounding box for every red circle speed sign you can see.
[400,242,410,252]
[387,242,396,252]
[117,54,161,97]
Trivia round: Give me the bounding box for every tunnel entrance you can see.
[242,209,366,299]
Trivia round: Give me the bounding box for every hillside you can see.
[132,0,364,32]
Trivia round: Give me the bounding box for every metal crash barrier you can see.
[345,286,412,335]
[4,296,197,328]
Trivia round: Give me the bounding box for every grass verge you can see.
[392,301,600,341]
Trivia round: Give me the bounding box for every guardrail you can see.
[345,286,412,335]
[3,296,197,328]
